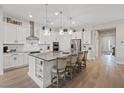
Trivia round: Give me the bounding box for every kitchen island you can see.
[28,51,70,88]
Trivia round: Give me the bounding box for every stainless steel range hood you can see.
[26,21,39,40]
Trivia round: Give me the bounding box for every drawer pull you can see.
[40,61,42,65]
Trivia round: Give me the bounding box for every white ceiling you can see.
[2,4,124,28]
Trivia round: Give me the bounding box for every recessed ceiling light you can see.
[29,14,33,18]
[55,12,59,16]
[50,22,54,25]
[69,29,73,34]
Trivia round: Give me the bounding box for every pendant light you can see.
[44,4,50,36]
[68,17,73,34]
[59,11,64,35]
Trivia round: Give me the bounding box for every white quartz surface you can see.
[29,51,71,61]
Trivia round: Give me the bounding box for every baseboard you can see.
[116,59,124,65]
[116,61,124,65]
[4,65,28,72]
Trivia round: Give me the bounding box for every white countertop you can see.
[29,51,71,61]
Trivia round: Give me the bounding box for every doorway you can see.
[98,28,116,56]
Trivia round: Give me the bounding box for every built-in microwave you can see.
[53,42,59,51]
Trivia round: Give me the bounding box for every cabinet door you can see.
[17,53,24,67]
[12,54,23,67]
[17,27,29,44]
[39,31,44,44]
[23,53,29,65]
[17,26,24,44]
[4,23,16,44]
[12,54,18,67]
[83,31,91,44]
[28,56,36,76]
[72,31,82,39]
[4,54,13,69]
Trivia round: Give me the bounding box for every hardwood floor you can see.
[0,55,124,88]
[64,55,124,88]
[0,67,39,88]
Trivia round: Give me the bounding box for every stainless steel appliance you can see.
[23,21,40,52]
[53,42,59,51]
[71,39,81,52]
[3,46,8,53]
[26,21,39,41]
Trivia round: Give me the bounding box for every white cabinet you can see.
[83,31,92,44]
[17,26,24,44]
[4,23,17,44]
[28,55,36,77]
[17,27,30,44]
[71,31,82,39]
[23,53,29,65]
[12,54,18,67]
[35,58,44,81]
[4,23,30,44]
[4,53,28,69]
[4,54,13,69]
[15,53,24,67]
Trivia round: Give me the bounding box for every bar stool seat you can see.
[51,66,66,74]
[65,54,78,79]
[77,51,84,71]
[78,51,88,69]
[51,56,67,87]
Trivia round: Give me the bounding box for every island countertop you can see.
[29,51,71,61]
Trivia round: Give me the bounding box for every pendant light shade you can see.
[59,28,64,35]
[44,4,50,36]
[44,27,50,36]
[68,17,73,34]
[69,29,73,34]
[59,11,64,35]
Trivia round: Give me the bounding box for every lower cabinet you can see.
[4,53,28,70]
[35,58,43,81]
[13,53,24,67]
[23,53,29,65]
[4,54,13,69]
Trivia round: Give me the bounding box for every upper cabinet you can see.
[83,31,92,44]
[17,26,30,44]
[3,23,30,44]
[71,31,82,39]
[4,23,16,44]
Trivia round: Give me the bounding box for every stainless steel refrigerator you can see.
[71,39,81,52]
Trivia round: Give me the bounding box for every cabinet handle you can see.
[14,57,17,60]
[40,61,42,65]
[14,40,18,43]
[13,54,18,55]
[40,69,42,72]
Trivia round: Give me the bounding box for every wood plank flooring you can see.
[0,55,124,88]
[0,67,39,88]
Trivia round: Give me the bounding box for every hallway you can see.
[0,55,124,88]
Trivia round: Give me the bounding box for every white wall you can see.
[0,6,3,75]
[99,30,116,54]
[101,36,115,52]
[116,23,124,64]
[95,19,124,64]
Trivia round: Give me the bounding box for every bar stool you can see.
[77,51,84,71]
[82,51,88,68]
[66,53,78,79]
[51,56,67,87]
